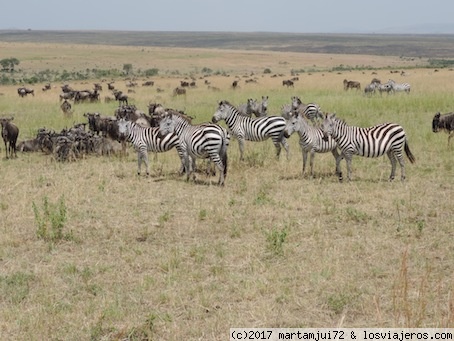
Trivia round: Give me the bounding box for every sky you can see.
[1,0,454,34]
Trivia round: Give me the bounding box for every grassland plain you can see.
[0,38,453,341]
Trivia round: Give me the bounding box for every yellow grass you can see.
[0,41,453,340]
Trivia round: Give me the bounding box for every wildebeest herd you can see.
[2,78,453,186]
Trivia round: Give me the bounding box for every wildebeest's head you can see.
[432,112,441,133]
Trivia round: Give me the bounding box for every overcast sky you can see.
[2,0,454,34]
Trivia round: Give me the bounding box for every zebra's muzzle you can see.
[322,133,329,142]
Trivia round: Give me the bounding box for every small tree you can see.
[0,58,19,72]
[123,63,133,75]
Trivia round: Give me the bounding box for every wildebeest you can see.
[17,87,34,97]
[1,117,19,158]
[113,90,128,105]
[60,100,72,114]
[343,79,361,91]
[432,112,454,146]
[282,79,294,87]
[173,87,186,96]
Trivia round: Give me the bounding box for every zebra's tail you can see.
[404,139,416,164]
[221,134,229,177]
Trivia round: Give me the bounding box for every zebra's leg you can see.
[143,152,150,176]
[301,149,308,175]
[184,154,194,182]
[271,137,282,160]
[387,150,397,181]
[345,154,353,181]
[208,152,225,186]
[331,149,344,182]
[394,151,406,181]
[137,150,143,175]
[282,137,290,160]
[309,150,316,177]
[238,138,245,161]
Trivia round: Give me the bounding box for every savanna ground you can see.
[0,34,453,340]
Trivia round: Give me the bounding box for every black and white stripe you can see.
[158,112,229,186]
[321,113,415,181]
[212,100,289,161]
[291,96,324,125]
[387,79,411,94]
[117,118,184,176]
[283,112,343,178]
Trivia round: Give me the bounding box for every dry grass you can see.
[0,41,453,340]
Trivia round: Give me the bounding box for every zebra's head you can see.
[283,112,300,138]
[321,113,336,141]
[260,95,269,114]
[212,101,231,123]
[291,96,302,109]
[117,118,130,136]
[158,112,176,137]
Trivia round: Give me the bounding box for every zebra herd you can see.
[117,98,416,185]
[364,79,411,95]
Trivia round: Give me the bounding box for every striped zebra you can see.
[284,112,343,178]
[117,118,185,176]
[212,100,289,161]
[158,111,230,186]
[387,79,411,94]
[291,96,324,125]
[250,96,268,117]
[321,113,415,182]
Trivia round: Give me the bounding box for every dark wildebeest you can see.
[17,87,34,97]
[173,87,186,96]
[343,79,361,91]
[1,117,19,158]
[282,79,294,87]
[61,100,72,114]
[432,112,454,146]
[113,90,128,105]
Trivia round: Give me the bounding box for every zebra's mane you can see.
[166,109,192,123]
[219,100,233,106]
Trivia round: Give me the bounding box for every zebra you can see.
[283,112,343,178]
[212,100,289,161]
[237,96,268,117]
[158,111,230,186]
[321,113,415,182]
[387,79,411,94]
[117,118,185,176]
[364,82,378,96]
[377,83,393,95]
[249,96,268,117]
[291,96,324,125]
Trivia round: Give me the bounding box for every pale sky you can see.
[2,0,454,34]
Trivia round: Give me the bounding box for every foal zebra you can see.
[387,79,411,94]
[321,113,415,182]
[212,100,289,161]
[158,111,230,186]
[117,118,185,176]
[291,96,324,125]
[283,112,343,178]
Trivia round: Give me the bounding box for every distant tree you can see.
[123,63,133,75]
[0,58,20,72]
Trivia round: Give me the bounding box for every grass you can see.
[0,38,453,340]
